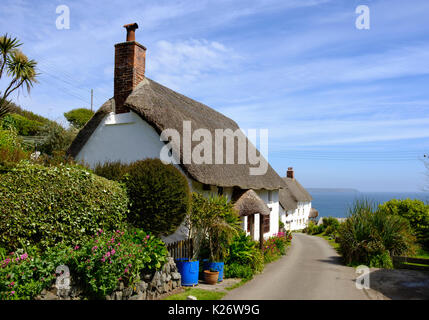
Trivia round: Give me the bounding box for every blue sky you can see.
[1,0,428,192]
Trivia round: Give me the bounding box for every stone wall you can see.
[37,256,181,300]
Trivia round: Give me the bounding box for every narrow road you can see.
[223,233,372,300]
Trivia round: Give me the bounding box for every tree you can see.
[0,34,38,119]
[64,108,94,129]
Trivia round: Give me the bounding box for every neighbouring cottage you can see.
[67,23,286,244]
[279,167,318,231]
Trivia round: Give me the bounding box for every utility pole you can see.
[91,89,93,111]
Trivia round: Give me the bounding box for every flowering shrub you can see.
[0,246,70,300]
[226,233,264,277]
[69,229,168,298]
[263,232,291,263]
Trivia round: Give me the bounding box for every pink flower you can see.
[74,245,79,250]
[124,268,129,273]
[105,252,111,258]
[20,253,28,260]
[92,246,98,251]
[146,235,150,240]
[10,291,15,295]
[128,263,132,267]
[101,258,106,263]
[9,282,14,287]
[111,249,116,255]
[109,260,113,264]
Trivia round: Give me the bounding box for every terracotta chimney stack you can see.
[114,23,146,114]
[287,167,294,179]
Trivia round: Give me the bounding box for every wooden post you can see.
[259,214,264,250]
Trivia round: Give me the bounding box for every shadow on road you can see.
[367,268,429,300]
[317,256,343,266]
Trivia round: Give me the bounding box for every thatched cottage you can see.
[279,167,317,231]
[67,23,286,243]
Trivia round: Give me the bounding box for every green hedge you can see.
[1,113,43,136]
[0,161,128,251]
[123,159,191,236]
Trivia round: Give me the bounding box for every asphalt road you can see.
[223,233,372,300]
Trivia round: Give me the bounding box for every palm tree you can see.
[0,34,38,119]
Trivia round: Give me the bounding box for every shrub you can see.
[0,161,128,251]
[93,161,129,181]
[224,263,254,280]
[1,113,43,136]
[64,108,94,129]
[378,199,429,249]
[226,233,264,276]
[190,193,241,262]
[0,128,28,170]
[123,159,191,236]
[337,200,416,268]
[69,228,168,298]
[37,122,77,155]
[0,245,70,300]
[263,232,291,263]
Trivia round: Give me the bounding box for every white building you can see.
[67,23,286,244]
[279,168,317,231]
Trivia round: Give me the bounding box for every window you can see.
[268,190,272,203]
[263,214,270,233]
[202,184,211,191]
[217,186,224,196]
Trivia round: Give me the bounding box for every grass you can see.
[413,247,429,259]
[314,233,341,253]
[163,288,226,300]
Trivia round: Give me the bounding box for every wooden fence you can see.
[166,238,194,261]
[392,256,429,271]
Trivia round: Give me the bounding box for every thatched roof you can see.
[233,189,270,216]
[309,208,318,218]
[68,77,285,190]
[279,177,312,211]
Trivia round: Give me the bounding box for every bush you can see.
[226,233,264,276]
[94,161,129,181]
[378,199,429,249]
[0,161,128,251]
[263,232,291,263]
[1,113,43,136]
[337,200,416,268]
[0,245,70,300]
[64,108,94,129]
[69,228,168,298]
[0,128,28,170]
[37,122,77,155]
[190,193,241,262]
[123,159,191,236]
[0,229,169,300]
[224,263,254,280]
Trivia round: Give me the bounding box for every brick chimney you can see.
[114,23,146,114]
[287,167,294,179]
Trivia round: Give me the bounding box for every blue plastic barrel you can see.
[203,261,224,282]
[175,259,199,286]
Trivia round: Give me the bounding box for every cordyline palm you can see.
[0,34,38,119]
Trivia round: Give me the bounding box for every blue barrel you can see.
[175,259,199,286]
[203,261,224,282]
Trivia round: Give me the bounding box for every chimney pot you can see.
[124,23,138,41]
[287,167,294,179]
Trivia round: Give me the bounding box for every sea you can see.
[309,190,429,219]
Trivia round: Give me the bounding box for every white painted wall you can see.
[279,201,312,231]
